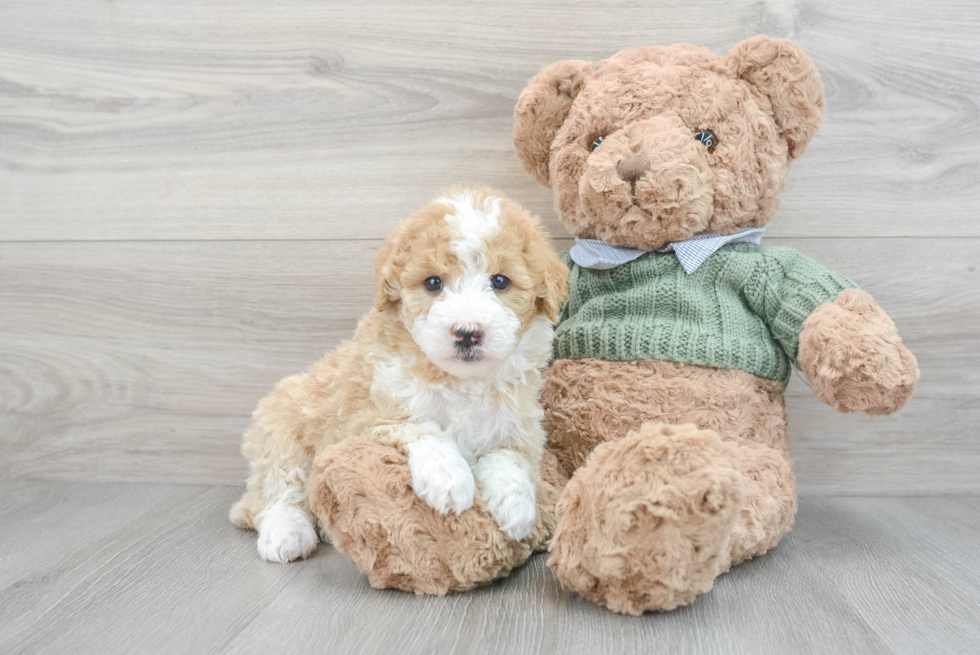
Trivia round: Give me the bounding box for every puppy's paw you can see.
[256,504,319,563]
[474,452,537,541]
[408,438,475,516]
[487,489,537,541]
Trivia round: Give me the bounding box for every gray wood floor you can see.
[1,481,977,655]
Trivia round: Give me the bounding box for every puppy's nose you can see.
[453,327,483,349]
[616,152,651,183]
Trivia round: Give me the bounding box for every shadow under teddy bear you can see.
[310,35,919,615]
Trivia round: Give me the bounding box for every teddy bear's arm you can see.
[747,246,919,415]
[797,288,919,415]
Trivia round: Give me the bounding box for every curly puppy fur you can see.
[799,288,920,415]
[231,188,568,587]
[310,439,564,594]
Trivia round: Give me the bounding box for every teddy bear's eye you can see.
[590,136,605,151]
[695,129,719,154]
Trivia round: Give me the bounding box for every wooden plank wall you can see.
[1,0,978,493]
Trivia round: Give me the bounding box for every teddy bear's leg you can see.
[547,422,743,614]
[309,436,562,595]
[547,423,796,615]
[542,358,797,613]
[727,440,797,566]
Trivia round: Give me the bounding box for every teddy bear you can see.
[510,34,920,614]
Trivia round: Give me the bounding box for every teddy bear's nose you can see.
[616,152,651,183]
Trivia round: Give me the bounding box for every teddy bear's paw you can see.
[799,289,920,416]
[407,436,476,516]
[310,437,551,595]
[256,504,319,563]
[547,422,743,615]
[474,452,537,541]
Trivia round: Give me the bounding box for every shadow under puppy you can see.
[230,188,568,574]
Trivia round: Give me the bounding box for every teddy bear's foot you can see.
[547,422,743,614]
[309,436,562,595]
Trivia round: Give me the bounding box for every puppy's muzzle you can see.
[453,326,483,350]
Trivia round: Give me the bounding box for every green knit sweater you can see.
[554,244,858,386]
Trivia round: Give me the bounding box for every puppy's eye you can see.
[694,128,718,153]
[424,276,443,292]
[490,274,510,291]
[590,136,605,152]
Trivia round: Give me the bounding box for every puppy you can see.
[230,188,568,563]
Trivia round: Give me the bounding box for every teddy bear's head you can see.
[514,35,824,249]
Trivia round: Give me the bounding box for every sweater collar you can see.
[569,227,766,274]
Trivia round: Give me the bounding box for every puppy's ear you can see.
[728,35,825,159]
[514,60,592,187]
[524,223,569,322]
[374,232,402,312]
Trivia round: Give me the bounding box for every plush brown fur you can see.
[514,36,824,251]
[542,359,798,613]
[514,59,593,187]
[549,423,743,614]
[799,289,920,415]
[310,439,564,594]
[514,36,918,614]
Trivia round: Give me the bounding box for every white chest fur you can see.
[370,315,553,463]
[371,354,528,462]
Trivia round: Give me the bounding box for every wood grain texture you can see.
[1,237,977,490]
[0,481,978,655]
[1,0,978,240]
[1,0,978,493]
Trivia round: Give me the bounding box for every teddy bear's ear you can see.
[728,35,825,159]
[514,60,592,187]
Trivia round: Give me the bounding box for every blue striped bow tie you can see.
[569,227,766,274]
